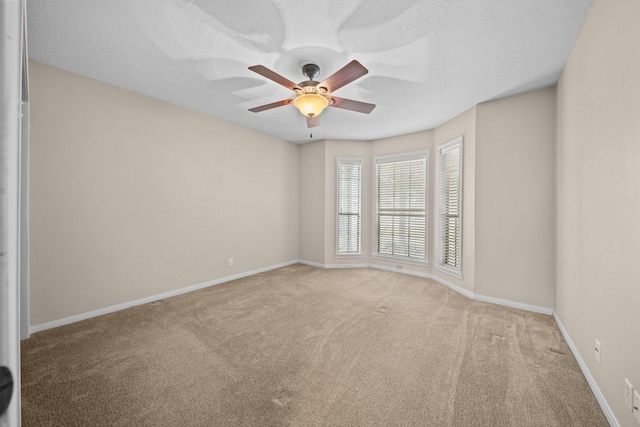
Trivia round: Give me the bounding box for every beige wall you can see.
[298,141,326,264]
[28,61,570,331]
[29,62,299,325]
[475,88,556,308]
[433,107,477,293]
[556,0,640,425]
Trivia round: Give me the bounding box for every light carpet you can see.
[21,264,608,426]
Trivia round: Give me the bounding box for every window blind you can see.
[438,140,462,272]
[337,159,362,254]
[375,155,427,260]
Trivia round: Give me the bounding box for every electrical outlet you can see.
[633,389,640,425]
[626,378,634,411]
[594,339,601,364]
[228,258,233,267]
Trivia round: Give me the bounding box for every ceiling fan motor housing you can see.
[301,63,321,80]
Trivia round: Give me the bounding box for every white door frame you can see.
[1,0,25,426]
[19,32,30,341]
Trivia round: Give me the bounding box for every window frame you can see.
[335,157,363,257]
[372,150,429,266]
[435,136,464,278]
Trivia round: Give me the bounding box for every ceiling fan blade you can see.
[319,60,368,92]
[248,99,292,113]
[307,116,321,128]
[248,65,299,90]
[330,97,376,114]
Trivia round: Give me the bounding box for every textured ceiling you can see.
[27,0,592,143]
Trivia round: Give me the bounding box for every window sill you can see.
[335,253,364,259]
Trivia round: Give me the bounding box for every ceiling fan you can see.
[248,60,376,128]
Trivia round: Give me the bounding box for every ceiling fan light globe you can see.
[293,93,329,117]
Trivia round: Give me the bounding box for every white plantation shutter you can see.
[437,138,463,275]
[337,159,362,254]
[375,153,427,261]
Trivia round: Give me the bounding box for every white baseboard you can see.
[299,259,430,277]
[297,261,552,316]
[431,274,475,299]
[474,293,553,315]
[30,259,299,334]
[298,259,373,270]
[325,263,370,269]
[298,259,325,268]
[430,274,553,315]
[368,263,432,279]
[31,259,554,335]
[553,311,619,427]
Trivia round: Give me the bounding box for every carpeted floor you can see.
[21,264,608,426]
